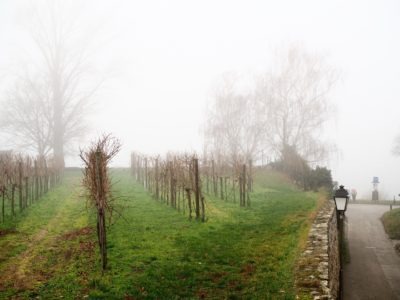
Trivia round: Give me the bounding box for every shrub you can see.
[271,145,332,192]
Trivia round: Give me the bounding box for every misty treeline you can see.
[0,1,104,169]
[204,45,336,191]
[0,151,61,223]
[80,135,121,270]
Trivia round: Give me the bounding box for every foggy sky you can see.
[1,0,400,199]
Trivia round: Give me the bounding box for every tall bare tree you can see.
[204,46,337,166]
[1,1,104,167]
[256,45,337,163]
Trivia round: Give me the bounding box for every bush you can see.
[271,145,332,191]
[308,166,333,192]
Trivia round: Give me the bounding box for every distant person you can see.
[351,189,357,201]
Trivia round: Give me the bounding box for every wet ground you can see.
[343,204,400,299]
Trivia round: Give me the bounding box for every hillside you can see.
[0,168,321,299]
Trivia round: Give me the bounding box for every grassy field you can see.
[382,207,400,240]
[0,168,321,299]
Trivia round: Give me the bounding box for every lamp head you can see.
[334,185,349,213]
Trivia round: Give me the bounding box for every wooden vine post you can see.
[1,185,5,222]
[34,160,39,201]
[155,158,159,200]
[24,157,29,208]
[212,159,217,197]
[95,151,107,270]
[248,159,253,193]
[18,161,23,212]
[193,157,200,220]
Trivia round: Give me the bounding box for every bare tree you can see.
[0,1,105,168]
[1,74,52,157]
[204,73,265,165]
[204,46,337,167]
[256,45,337,163]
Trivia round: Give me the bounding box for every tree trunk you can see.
[53,72,65,170]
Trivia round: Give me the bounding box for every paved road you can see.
[343,204,400,300]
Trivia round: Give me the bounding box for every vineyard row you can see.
[0,152,62,222]
[130,152,254,221]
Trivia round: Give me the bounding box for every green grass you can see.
[0,168,320,299]
[382,208,400,239]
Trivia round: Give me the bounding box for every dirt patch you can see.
[59,227,95,265]
[0,228,18,237]
[79,240,95,252]
[240,263,256,278]
[60,226,94,240]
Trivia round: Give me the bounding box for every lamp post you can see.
[334,185,349,300]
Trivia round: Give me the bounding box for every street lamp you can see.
[333,185,349,300]
[334,185,349,215]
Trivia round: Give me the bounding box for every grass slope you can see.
[0,168,319,299]
[382,208,400,240]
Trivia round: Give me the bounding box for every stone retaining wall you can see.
[296,200,340,299]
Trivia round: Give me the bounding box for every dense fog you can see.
[1,0,400,199]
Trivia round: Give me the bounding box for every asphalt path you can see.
[343,204,400,299]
